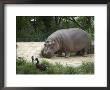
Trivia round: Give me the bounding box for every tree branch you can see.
[69,17,84,30]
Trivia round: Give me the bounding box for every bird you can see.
[35,58,47,71]
[31,56,34,63]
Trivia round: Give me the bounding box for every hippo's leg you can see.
[80,48,88,56]
[76,50,84,56]
[57,50,63,57]
[76,48,87,56]
[76,51,81,56]
[80,49,85,56]
[83,48,88,57]
[64,51,70,58]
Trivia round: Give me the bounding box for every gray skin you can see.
[42,28,89,58]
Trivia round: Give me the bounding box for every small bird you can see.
[35,58,47,71]
[31,56,34,63]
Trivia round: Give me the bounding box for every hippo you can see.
[42,28,90,58]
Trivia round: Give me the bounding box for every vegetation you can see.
[16,16,94,42]
[16,16,94,74]
[16,58,94,74]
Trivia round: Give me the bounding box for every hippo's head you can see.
[42,39,59,58]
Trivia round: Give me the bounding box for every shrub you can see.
[16,58,94,74]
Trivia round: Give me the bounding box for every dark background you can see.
[0,0,109,4]
[16,16,94,42]
[0,0,109,90]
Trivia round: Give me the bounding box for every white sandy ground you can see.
[16,42,94,67]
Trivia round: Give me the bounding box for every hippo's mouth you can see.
[43,53,54,58]
[41,51,54,58]
[44,55,53,58]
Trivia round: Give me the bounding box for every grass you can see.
[16,58,94,74]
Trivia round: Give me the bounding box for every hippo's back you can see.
[48,28,89,52]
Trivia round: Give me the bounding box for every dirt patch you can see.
[17,42,94,67]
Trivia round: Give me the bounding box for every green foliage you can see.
[16,16,94,42]
[16,58,94,74]
[16,58,37,74]
[75,62,94,74]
